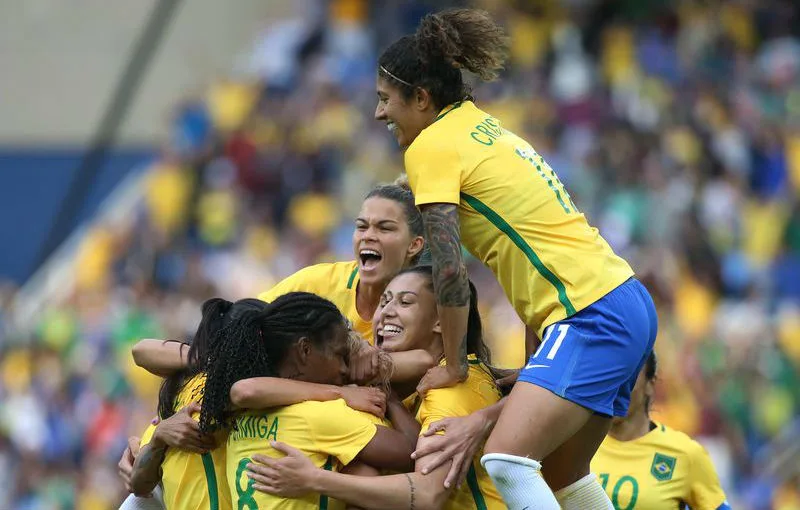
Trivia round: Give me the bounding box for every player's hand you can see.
[248,441,318,497]
[494,368,520,388]
[340,386,387,418]
[118,435,142,493]
[412,411,492,488]
[153,402,216,453]
[416,365,466,396]
[348,341,381,385]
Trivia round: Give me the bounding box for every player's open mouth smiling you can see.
[359,248,383,272]
[376,322,403,348]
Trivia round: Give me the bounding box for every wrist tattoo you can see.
[405,473,416,510]
[458,333,468,374]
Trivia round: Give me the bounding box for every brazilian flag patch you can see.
[651,453,677,481]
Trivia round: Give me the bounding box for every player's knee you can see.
[483,430,518,455]
[482,454,561,509]
[481,452,543,480]
[542,462,591,492]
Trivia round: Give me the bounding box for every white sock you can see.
[118,486,165,510]
[554,473,614,509]
[480,453,560,510]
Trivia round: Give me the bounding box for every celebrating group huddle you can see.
[117,8,730,510]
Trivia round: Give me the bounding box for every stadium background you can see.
[0,0,798,508]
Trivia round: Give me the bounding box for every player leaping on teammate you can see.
[374,8,657,509]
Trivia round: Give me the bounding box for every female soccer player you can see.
[199,292,418,509]
[131,182,432,385]
[591,353,731,510]
[245,266,505,509]
[373,8,658,508]
[128,298,266,509]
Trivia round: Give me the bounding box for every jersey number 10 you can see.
[515,147,579,214]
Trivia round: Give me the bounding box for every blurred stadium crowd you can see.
[0,0,799,508]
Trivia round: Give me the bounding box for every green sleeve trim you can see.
[460,192,576,315]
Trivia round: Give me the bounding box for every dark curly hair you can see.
[198,292,346,433]
[156,297,265,420]
[378,8,509,108]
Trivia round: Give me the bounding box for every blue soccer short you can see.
[517,277,658,417]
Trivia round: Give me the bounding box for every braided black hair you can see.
[199,292,346,433]
[157,297,249,420]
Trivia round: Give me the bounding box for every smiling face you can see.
[353,197,421,287]
[374,77,434,149]
[373,272,440,354]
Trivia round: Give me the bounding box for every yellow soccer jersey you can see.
[160,374,232,510]
[139,423,157,448]
[591,422,730,510]
[405,101,634,337]
[412,355,504,510]
[258,261,374,344]
[226,398,379,510]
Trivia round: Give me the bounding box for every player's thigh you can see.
[484,278,655,460]
[541,413,611,491]
[483,380,593,461]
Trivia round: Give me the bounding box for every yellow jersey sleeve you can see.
[417,386,477,433]
[415,360,506,510]
[687,442,729,510]
[139,423,157,447]
[304,399,379,466]
[405,132,463,206]
[416,361,500,434]
[257,266,317,302]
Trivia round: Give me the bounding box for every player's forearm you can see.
[387,350,436,383]
[310,469,445,510]
[131,339,188,376]
[386,395,422,448]
[438,306,470,378]
[230,377,343,409]
[128,439,167,496]
[422,203,470,378]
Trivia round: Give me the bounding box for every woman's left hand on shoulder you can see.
[412,410,492,489]
[248,441,317,497]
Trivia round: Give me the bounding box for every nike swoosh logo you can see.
[524,364,549,369]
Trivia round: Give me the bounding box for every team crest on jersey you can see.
[651,453,677,481]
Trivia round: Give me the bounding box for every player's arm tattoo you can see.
[129,442,167,495]
[421,204,469,307]
[422,203,470,375]
[404,473,416,510]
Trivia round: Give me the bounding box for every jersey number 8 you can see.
[236,458,258,509]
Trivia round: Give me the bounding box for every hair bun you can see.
[392,174,412,191]
[414,8,508,81]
